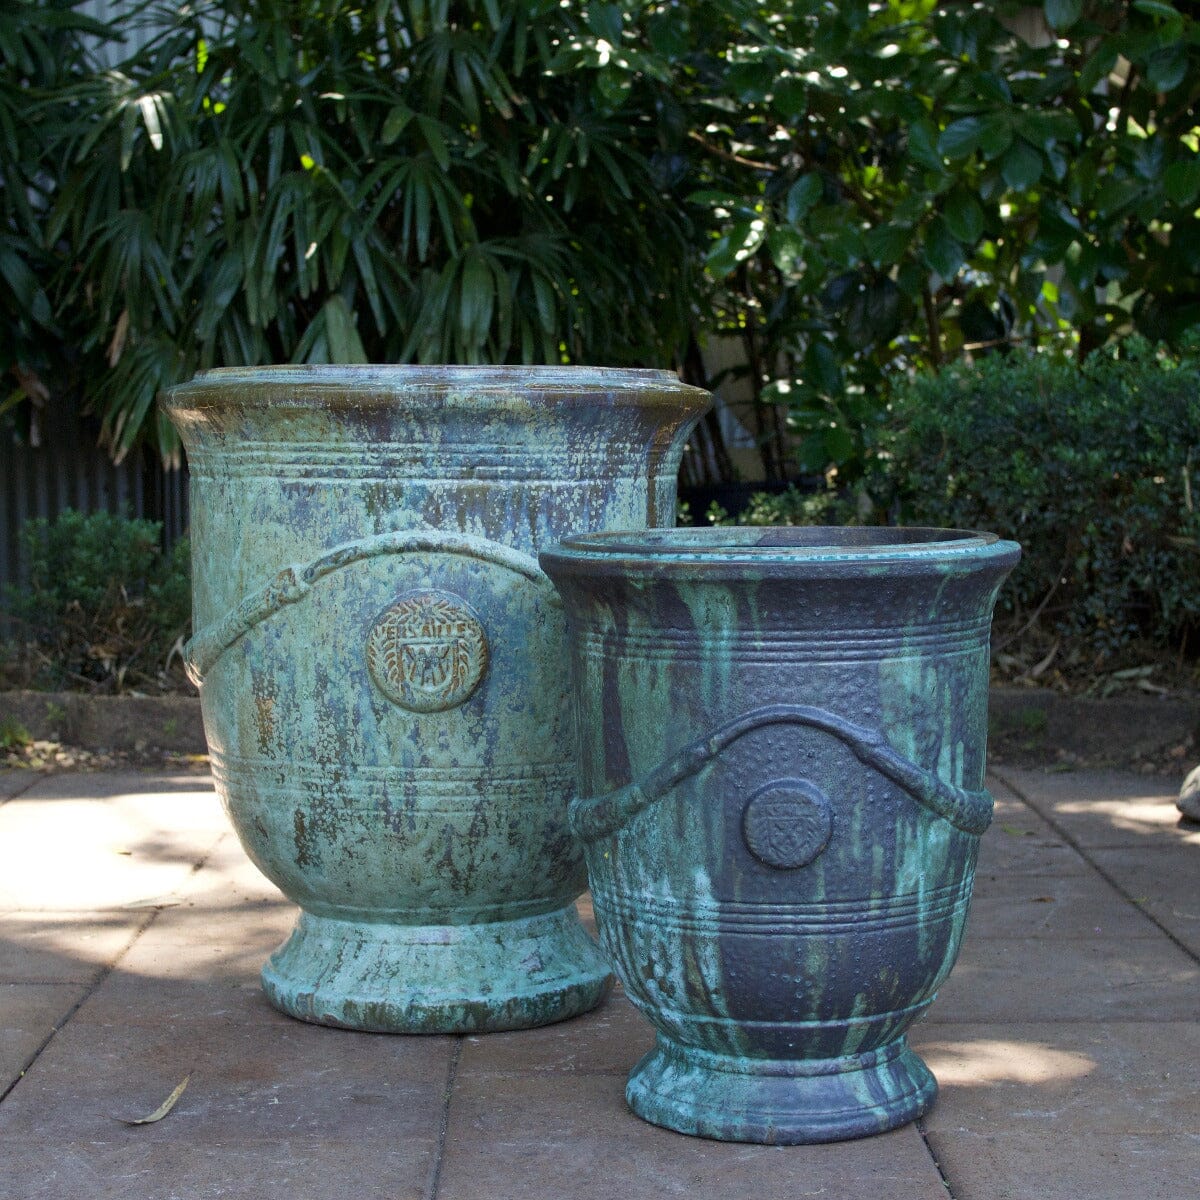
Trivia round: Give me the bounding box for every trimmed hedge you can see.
[876,344,1200,665]
[2,511,191,692]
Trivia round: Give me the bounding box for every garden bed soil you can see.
[987,685,1199,774]
[1,690,205,755]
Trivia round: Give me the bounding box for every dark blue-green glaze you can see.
[541,527,1020,1142]
[161,367,710,1033]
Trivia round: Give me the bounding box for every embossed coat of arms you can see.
[366,589,489,712]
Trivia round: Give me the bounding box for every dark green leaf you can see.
[866,224,911,267]
[925,217,965,279]
[1165,159,1200,206]
[978,114,1015,160]
[458,252,495,358]
[1043,0,1082,31]
[1024,109,1079,149]
[907,120,944,172]
[974,73,1013,104]
[585,4,623,44]
[417,115,451,171]
[767,228,806,273]
[1079,44,1119,94]
[1147,44,1188,92]
[805,340,843,396]
[815,424,857,468]
[938,117,983,160]
[772,75,807,118]
[943,190,985,244]
[705,221,765,278]
[1133,1,1182,19]
[1045,145,1069,182]
[1001,141,1043,190]
[381,106,413,145]
[1094,176,1144,218]
[845,278,902,350]
[786,174,824,222]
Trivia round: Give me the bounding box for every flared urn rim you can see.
[542,524,1022,579]
[160,364,711,416]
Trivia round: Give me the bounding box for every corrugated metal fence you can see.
[0,4,186,596]
[0,411,188,596]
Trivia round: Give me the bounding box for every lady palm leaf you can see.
[26,0,701,459]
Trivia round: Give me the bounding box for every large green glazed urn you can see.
[161,366,710,1033]
[541,526,1020,1143]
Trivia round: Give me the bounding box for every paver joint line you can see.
[0,821,226,1108]
[917,1116,958,1198]
[990,767,1200,968]
[426,1038,463,1200]
[0,911,156,1107]
[0,771,42,808]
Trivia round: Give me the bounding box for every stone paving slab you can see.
[0,767,37,804]
[972,785,1089,877]
[0,771,226,913]
[930,932,1200,1023]
[438,1066,949,1200]
[2,1138,444,1200]
[0,767,1196,1200]
[1,911,148,984]
[460,990,650,1078]
[1089,845,1200,958]
[0,1008,453,1143]
[0,982,87,1088]
[921,1130,1200,1200]
[913,1021,1200,1136]
[994,766,1200,849]
[965,866,1157,940]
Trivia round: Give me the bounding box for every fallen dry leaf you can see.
[117,1074,191,1126]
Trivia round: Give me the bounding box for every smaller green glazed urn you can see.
[161,366,709,1034]
[541,526,1020,1143]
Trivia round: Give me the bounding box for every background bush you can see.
[46,0,698,458]
[1,510,191,692]
[674,0,1200,485]
[875,343,1200,676]
[6,1,1199,472]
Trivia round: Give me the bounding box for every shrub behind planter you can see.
[1,510,191,692]
[876,343,1200,667]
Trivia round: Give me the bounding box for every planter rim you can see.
[543,525,1021,573]
[161,365,708,414]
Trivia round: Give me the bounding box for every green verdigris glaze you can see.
[161,366,710,1033]
[541,526,1020,1142]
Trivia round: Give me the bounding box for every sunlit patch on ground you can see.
[919,1038,1096,1087]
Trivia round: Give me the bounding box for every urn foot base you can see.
[261,906,613,1033]
[625,1035,936,1144]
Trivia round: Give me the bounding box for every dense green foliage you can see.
[878,344,1200,669]
[687,0,1200,481]
[0,0,112,414]
[1,510,191,691]
[46,0,698,457]
[698,344,1200,676]
[1,0,1198,507]
[4,0,1199,469]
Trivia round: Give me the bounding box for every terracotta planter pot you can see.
[541,526,1020,1142]
[161,366,709,1033]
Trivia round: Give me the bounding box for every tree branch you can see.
[687,131,774,172]
[921,284,943,368]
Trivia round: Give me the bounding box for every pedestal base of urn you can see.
[261,906,613,1033]
[625,1035,937,1144]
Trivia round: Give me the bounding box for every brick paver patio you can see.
[1,764,1197,1199]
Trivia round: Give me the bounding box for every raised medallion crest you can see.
[741,778,833,870]
[365,589,488,712]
